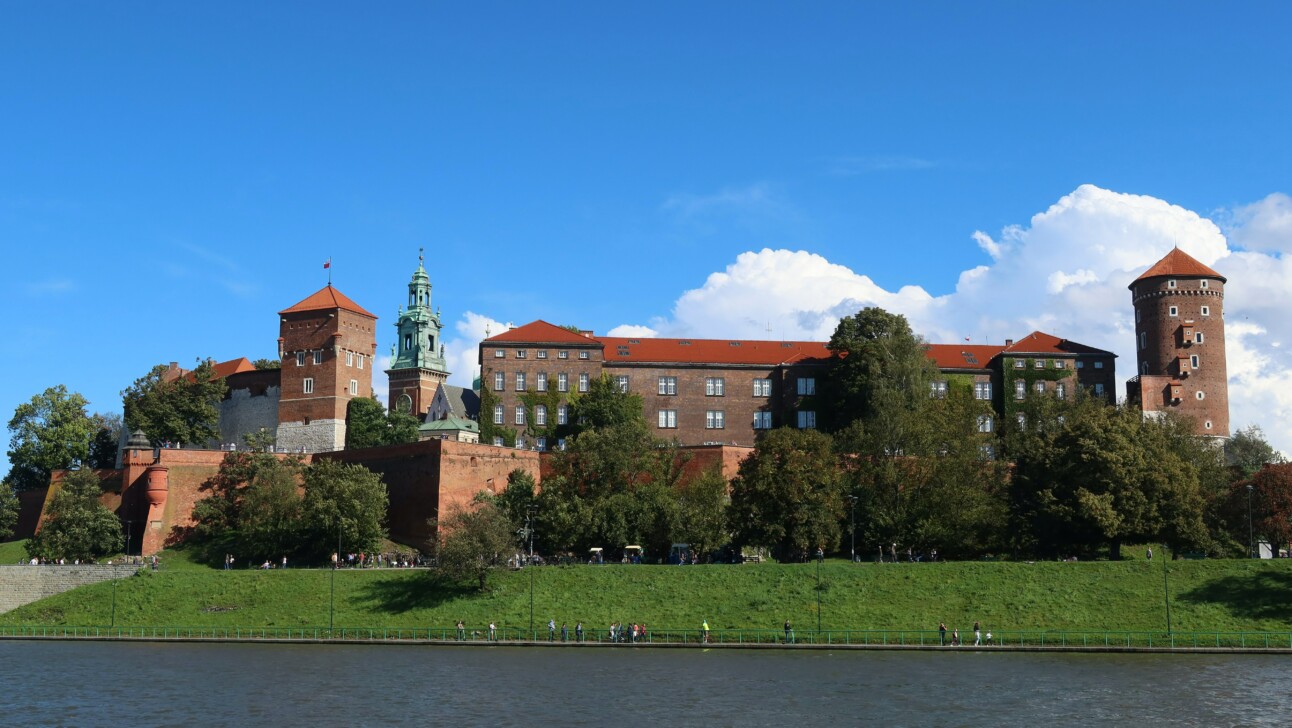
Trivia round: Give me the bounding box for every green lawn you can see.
[4,554,1290,635]
[0,540,29,564]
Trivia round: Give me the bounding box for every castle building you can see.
[478,321,1116,449]
[275,285,378,451]
[1125,248,1229,438]
[386,251,450,420]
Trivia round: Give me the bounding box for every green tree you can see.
[236,459,304,560]
[25,469,123,561]
[121,360,228,446]
[252,358,280,370]
[823,307,939,433]
[728,428,844,561]
[1229,464,1292,557]
[6,385,97,490]
[345,397,420,449]
[301,459,389,559]
[1227,425,1285,479]
[87,412,123,469]
[494,469,537,531]
[434,496,519,590]
[569,374,645,434]
[0,481,19,541]
[674,464,730,558]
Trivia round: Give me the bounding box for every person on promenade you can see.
[702,619,710,644]
[974,621,982,646]
[456,620,465,641]
[952,628,960,646]
[576,621,583,642]
[488,622,497,641]
[548,619,556,641]
[784,620,794,644]
[562,622,568,642]
[281,556,287,570]
[939,622,947,645]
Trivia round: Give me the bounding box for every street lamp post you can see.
[1246,484,1256,559]
[1161,543,1172,637]
[815,547,824,634]
[330,521,341,633]
[847,496,858,563]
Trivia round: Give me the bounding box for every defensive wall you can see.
[0,564,138,614]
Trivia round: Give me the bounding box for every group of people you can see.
[938,621,991,646]
[608,621,646,643]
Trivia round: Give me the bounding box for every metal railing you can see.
[1,626,1290,649]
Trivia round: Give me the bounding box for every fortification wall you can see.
[0,564,138,614]
[217,385,280,448]
[277,419,345,453]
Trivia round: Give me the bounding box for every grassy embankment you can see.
[3,545,1290,635]
[0,539,29,564]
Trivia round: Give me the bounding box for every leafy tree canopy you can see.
[252,358,280,370]
[6,385,96,490]
[0,481,19,541]
[1230,463,1292,557]
[434,496,519,590]
[823,307,938,433]
[1227,425,1285,479]
[301,459,389,558]
[345,397,420,449]
[87,412,123,470]
[569,374,645,435]
[121,360,228,446]
[25,469,123,561]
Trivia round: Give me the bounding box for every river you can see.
[2,641,1287,726]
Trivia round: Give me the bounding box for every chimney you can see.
[1004,339,1014,347]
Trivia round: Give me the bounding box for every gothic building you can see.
[1125,248,1229,438]
[385,251,450,420]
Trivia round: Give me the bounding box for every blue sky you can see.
[4,2,1292,460]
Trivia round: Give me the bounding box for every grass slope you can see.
[0,540,29,564]
[4,551,1290,635]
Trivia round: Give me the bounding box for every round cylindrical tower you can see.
[1129,248,1228,437]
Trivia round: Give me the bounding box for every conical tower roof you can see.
[1131,247,1226,288]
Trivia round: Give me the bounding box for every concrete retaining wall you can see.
[0,565,139,614]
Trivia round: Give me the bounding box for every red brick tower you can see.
[1126,248,1228,439]
[276,285,378,451]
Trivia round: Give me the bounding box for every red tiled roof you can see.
[1133,248,1226,286]
[926,344,1005,370]
[177,357,257,383]
[601,336,832,366]
[1003,331,1114,356]
[486,320,598,345]
[279,285,377,318]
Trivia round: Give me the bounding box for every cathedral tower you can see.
[386,250,449,419]
[276,285,378,451]
[1126,248,1229,439]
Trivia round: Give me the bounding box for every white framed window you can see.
[1034,359,1046,369]
[1196,390,1205,400]
[1168,279,1177,289]
[705,377,726,396]
[310,350,321,365]
[578,351,589,360]
[537,350,548,359]
[357,355,364,370]
[658,376,677,395]
[1200,306,1210,317]
[535,405,547,426]
[1056,382,1066,399]
[1205,420,1213,430]
[537,374,547,392]
[797,377,816,396]
[1094,361,1104,369]
[797,410,816,429]
[515,405,526,426]
[578,373,589,392]
[705,410,725,429]
[658,410,677,429]
[1195,332,1205,344]
[753,411,772,429]
[1190,354,1200,369]
[558,373,569,392]
[494,349,505,358]
[1094,383,1105,396]
[977,415,993,433]
[930,381,947,398]
[1169,306,1179,317]
[494,372,505,390]
[1014,359,1025,369]
[616,375,630,393]
[1034,381,1045,394]
[1015,380,1025,400]
[974,382,992,400]
[536,437,547,451]
[516,350,527,359]
[296,352,305,366]
[1016,414,1026,430]
[558,351,569,359]
[1055,360,1065,369]
[753,378,772,397]
[557,438,566,450]
[493,436,504,447]
[303,378,314,394]
[515,437,525,450]
[493,405,503,424]
[346,351,354,366]
[349,380,358,395]
[1200,280,1209,289]
[558,405,568,425]
[515,372,526,391]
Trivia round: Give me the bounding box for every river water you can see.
[2,641,1287,726]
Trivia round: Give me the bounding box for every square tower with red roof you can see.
[276,284,379,451]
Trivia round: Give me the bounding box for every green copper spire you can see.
[390,248,448,374]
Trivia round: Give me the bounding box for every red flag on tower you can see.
[324,258,331,269]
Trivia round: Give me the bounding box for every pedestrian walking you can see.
[974,621,982,646]
[952,628,960,646]
[784,620,794,644]
[1147,548,1153,561]
[939,622,947,646]
[281,555,287,570]
[562,622,568,642]
[702,619,710,644]
[456,620,465,641]
[548,619,556,641]
[575,621,583,642]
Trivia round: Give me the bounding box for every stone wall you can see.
[0,564,138,614]
[276,418,345,453]
[217,382,280,448]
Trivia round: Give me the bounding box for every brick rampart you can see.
[0,564,138,614]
